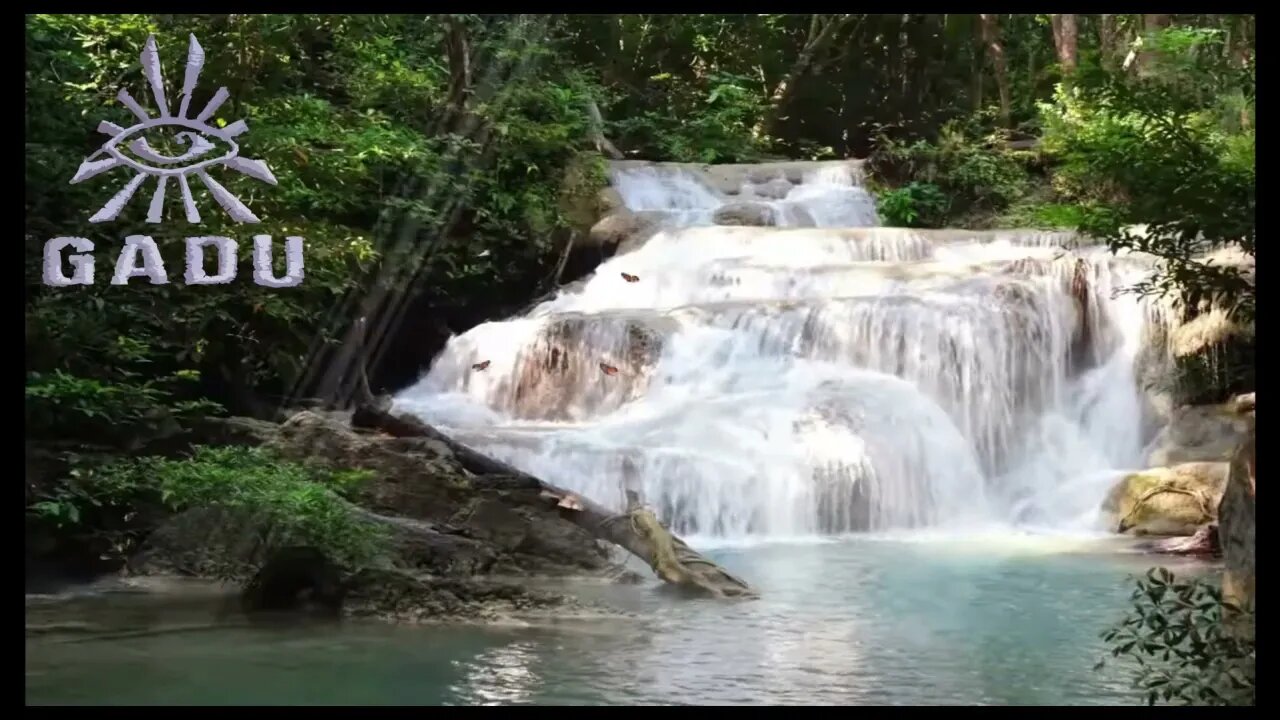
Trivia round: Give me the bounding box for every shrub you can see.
[869,121,1033,227]
[877,182,948,228]
[28,446,388,574]
[609,71,770,163]
[1097,567,1254,706]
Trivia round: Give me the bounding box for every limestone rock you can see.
[1144,401,1252,467]
[606,159,867,197]
[597,187,625,215]
[712,201,778,227]
[511,315,671,421]
[587,209,665,250]
[1102,462,1229,536]
[130,411,613,584]
[747,178,794,200]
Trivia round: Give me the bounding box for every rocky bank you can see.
[29,410,648,624]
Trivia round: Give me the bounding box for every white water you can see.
[395,162,1168,541]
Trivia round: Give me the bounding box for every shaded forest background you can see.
[25,14,1254,588]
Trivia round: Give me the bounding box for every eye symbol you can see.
[69,34,278,225]
[125,130,218,167]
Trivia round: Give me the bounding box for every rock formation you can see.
[1102,462,1228,536]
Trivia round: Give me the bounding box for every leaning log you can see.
[351,404,757,599]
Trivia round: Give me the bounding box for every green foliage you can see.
[28,446,387,572]
[25,369,220,445]
[870,123,1033,226]
[1039,25,1254,322]
[1097,568,1254,706]
[997,199,1088,229]
[877,182,948,228]
[610,71,769,163]
[26,14,606,431]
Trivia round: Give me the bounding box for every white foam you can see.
[395,165,1169,538]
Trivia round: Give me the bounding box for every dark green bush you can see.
[28,446,387,573]
[1097,568,1254,706]
[870,122,1033,227]
[877,182,948,228]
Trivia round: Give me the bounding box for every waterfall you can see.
[394,161,1166,541]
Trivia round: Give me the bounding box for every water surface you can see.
[26,535,1213,705]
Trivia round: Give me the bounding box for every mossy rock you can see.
[1102,462,1228,536]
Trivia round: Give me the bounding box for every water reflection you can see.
[453,642,540,706]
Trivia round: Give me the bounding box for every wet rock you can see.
[587,209,664,250]
[128,412,614,587]
[129,506,276,579]
[747,178,794,200]
[341,567,580,623]
[1144,401,1252,467]
[267,411,469,523]
[1138,523,1220,557]
[241,546,344,616]
[1102,462,1229,536]
[510,315,670,421]
[597,187,625,215]
[606,159,866,196]
[713,202,778,227]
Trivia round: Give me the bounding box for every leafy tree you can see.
[1041,23,1255,321]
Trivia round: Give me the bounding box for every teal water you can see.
[25,535,1214,706]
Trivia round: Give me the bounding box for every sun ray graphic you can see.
[69,33,278,224]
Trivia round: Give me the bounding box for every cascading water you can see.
[394,161,1168,541]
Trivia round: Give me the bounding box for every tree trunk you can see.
[350,405,758,599]
[1050,14,1079,73]
[1217,398,1254,639]
[586,99,624,160]
[978,14,1011,127]
[444,16,472,114]
[1099,14,1121,71]
[756,14,855,138]
[1229,15,1252,129]
[1134,14,1173,76]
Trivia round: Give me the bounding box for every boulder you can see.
[1102,462,1229,536]
[712,201,778,227]
[241,546,345,616]
[129,412,615,584]
[587,209,665,250]
[597,187,625,215]
[747,178,794,200]
[1144,400,1252,467]
[129,506,276,579]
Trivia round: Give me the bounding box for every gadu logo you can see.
[42,33,305,288]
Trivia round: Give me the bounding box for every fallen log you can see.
[351,404,757,599]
